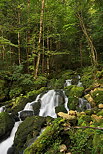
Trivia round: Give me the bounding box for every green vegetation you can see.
[0,112,14,142]
[0,0,103,153]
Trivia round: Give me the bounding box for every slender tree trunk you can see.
[18,9,21,65]
[34,0,45,78]
[1,30,5,60]
[2,45,5,60]
[47,35,49,75]
[26,0,31,72]
[76,13,98,66]
[79,40,83,67]
[42,23,45,74]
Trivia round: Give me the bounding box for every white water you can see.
[0,106,5,113]
[77,80,83,87]
[79,98,91,111]
[39,90,58,118]
[0,121,21,154]
[65,79,72,87]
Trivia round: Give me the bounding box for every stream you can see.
[0,76,91,154]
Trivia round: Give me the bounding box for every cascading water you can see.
[79,98,91,111]
[0,75,91,154]
[0,121,21,154]
[64,79,72,87]
[0,106,5,113]
[20,90,69,119]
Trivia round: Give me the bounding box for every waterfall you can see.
[65,79,72,87]
[79,98,91,111]
[0,121,21,154]
[0,106,5,113]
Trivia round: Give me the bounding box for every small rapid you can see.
[0,121,21,154]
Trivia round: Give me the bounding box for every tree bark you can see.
[76,13,98,66]
[34,0,45,78]
[42,22,45,74]
[26,0,30,72]
[79,40,83,67]
[18,9,21,65]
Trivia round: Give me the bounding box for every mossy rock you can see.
[55,105,67,114]
[65,85,84,110]
[92,130,103,154]
[85,109,94,115]
[14,116,46,153]
[91,89,103,105]
[97,110,103,116]
[0,112,14,142]
[7,87,46,115]
[81,66,95,88]
[78,115,92,126]
[65,85,84,98]
[68,128,94,154]
[24,118,65,154]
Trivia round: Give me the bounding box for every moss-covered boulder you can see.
[6,87,46,115]
[14,116,46,153]
[0,112,14,142]
[84,94,95,107]
[65,85,84,110]
[55,105,67,114]
[91,88,103,105]
[78,114,92,126]
[24,118,65,154]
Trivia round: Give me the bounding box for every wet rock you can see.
[58,112,77,125]
[98,104,103,109]
[19,110,34,121]
[14,116,46,153]
[0,112,14,142]
[69,110,77,116]
[84,94,95,107]
[55,105,67,114]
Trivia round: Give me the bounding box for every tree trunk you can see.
[18,9,21,65]
[79,40,83,67]
[47,33,50,75]
[34,0,45,78]
[26,0,30,72]
[42,22,45,74]
[76,13,98,66]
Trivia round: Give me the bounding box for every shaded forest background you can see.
[0,0,103,74]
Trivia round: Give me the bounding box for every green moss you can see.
[55,105,67,113]
[97,110,103,116]
[14,116,46,153]
[92,130,103,154]
[24,118,65,154]
[81,66,95,88]
[91,90,103,105]
[68,129,93,154]
[65,85,84,110]
[78,115,92,126]
[0,112,14,141]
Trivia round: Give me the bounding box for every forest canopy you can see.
[0,0,103,76]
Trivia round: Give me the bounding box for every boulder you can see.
[84,94,95,107]
[19,110,34,121]
[60,144,67,152]
[14,116,46,153]
[0,112,14,142]
[98,104,103,109]
[58,112,77,125]
[68,110,77,116]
